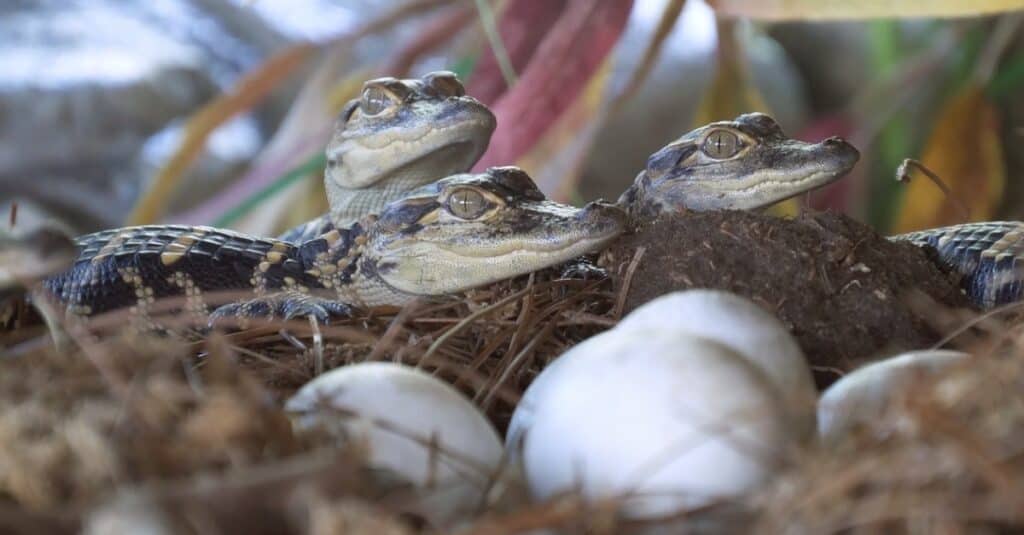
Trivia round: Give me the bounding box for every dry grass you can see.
[0,267,619,533]
[752,314,1024,534]
[3,260,1024,533]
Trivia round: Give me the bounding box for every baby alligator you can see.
[618,112,860,219]
[280,71,495,242]
[39,113,860,323]
[43,167,625,323]
[620,113,1024,309]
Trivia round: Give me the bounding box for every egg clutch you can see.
[274,288,973,528]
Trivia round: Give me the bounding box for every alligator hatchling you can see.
[44,167,625,324]
[32,69,1024,322]
[279,71,496,242]
[623,113,1024,309]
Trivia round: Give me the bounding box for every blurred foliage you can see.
[134,0,1024,236]
[709,0,1024,19]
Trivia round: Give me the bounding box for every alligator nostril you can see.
[823,136,845,146]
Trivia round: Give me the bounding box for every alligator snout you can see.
[818,136,860,170]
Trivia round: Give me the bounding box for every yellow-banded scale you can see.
[43,224,358,317]
[894,221,1024,309]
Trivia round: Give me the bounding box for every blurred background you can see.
[1,0,1022,239]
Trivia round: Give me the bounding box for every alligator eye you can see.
[702,129,741,159]
[446,188,489,219]
[361,86,397,116]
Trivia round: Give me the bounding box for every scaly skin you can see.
[37,112,884,322]
[893,222,1024,309]
[44,167,627,322]
[280,71,496,241]
[621,113,1024,310]
[617,113,860,222]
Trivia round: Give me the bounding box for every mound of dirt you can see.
[602,211,972,388]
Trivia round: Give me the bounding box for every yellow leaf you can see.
[893,86,1005,233]
[127,43,317,225]
[708,0,1024,20]
[233,61,370,236]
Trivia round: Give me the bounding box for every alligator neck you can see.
[293,218,411,307]
[327,175,432,229]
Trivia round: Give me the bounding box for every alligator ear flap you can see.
[645,141,698,175]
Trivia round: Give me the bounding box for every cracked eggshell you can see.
[508,329,796,518]
[616,289,817,441]
[818,349,970,441]
[286,362,504,525]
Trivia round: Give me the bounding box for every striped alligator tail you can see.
[893,221,1024,309]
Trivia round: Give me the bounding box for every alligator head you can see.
[359,166,627,300]
[618,113,860,220]
[325,71,496,227]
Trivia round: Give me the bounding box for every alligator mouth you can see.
[375,216,624,296]
[451,228,622,259]
[741,169,842,209]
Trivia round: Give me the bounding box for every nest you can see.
[605,210,973,388]
[2,210,1024,533]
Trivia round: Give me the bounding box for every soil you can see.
[602,210,972,389]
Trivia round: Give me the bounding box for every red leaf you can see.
[468,0,568,105]
[473,0,634,171]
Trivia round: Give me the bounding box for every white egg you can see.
[615,290,817,440]
[509,328,798,518]
[818,349,970,441]
[286,362,504,525]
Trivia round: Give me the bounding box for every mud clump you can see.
[603,211,971,388]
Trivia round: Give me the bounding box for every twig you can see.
[366,299,422,362]
[308,314,324,376]
[480,320,555,411]
[613,246,646,320]
[473,0,518,88]
[419,286,532,369]
[895,158,970,223]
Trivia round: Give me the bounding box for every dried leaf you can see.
[127,43,318,225]
[709,0,1024,20]
[693,19,771,126]
[226,61,368,237]
[694,18,801,216]
[150,0,462,229]
[893,86,1005,233]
